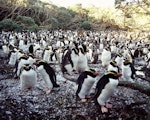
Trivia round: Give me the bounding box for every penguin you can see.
[42,47,51,63]
[28,44,34,55]
[20,64,37,91]
[8,49,17,66]
[107,61,120,73]
[76,69,99,102]
[94,71,122,113]
[71,47,79,72]
[15,55,29,78]
[27,53,36,65]
[50,48,58,63]
[101,47,111,67]
[76,44,89,73]
[61,47,74,75]
[115,53,123,69]
[122,59,136,82]
[35,48,43,59]
[33,60,60,94]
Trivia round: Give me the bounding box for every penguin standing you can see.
[115,53,123,70]
[101,47,111,67]
[33,60,60,94]
[122,59,136,82]
[61,47,74,75]
[76,69,99,102]
[8,49,17,66]
[20,64,37,91]
[50,48,58,63]
[94,71,122,113]
[71,47,79,72]
[77,44,89,73]
[15,55,29,78]
[107,61,119,73]
[43,47,51,63]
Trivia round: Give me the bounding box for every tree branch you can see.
[118,81,150,96]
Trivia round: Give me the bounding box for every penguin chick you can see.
[76,69,99,102]
[94,71,122,113]
[33,60,60,94]
[20,64,37,91]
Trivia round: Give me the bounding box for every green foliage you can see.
[0,19,22,31]
[81,21,91,30]
[50,17,59,29]
[16,15,36,26]
[26,24,38,31]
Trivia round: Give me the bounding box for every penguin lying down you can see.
[33,60,60,94]
[94,71,122,113]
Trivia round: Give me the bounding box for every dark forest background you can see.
[0,0,150,32]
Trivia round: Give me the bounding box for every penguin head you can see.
[19,55,29,60]
[33,59,47,67]
[28,53,35,59]
[72,48,79,55]
[123,59,131,66]
[106,71,122,77]
[22,64,32,71]
[110,60,118,67]
[85,69,99,77]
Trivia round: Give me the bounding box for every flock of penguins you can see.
[1,29,150,113]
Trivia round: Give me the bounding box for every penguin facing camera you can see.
[107,61,120,73]
[20,64,37,91]
[122,59,136,83]
[33,60,60,94]
[94,70,122,113]
[76,69,99,102]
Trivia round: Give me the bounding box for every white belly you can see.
[97,78,118,105]
[20,69,37,90]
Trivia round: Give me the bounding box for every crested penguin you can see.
[71,47,79,72]
[76,44,89,73]
[76,69,99,102]
[101,47,111,67]
[15,55,29,78]
[61,47,74,75]
[33,60,60,94]
[94,71,122,113]
[115,53,123,70]
[8,49,17,66]
[20,64,37,91]
[122,59,136,82]
[107,61,120,73]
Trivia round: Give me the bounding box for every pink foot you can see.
[101,106,108,113]
[80,98,87,102]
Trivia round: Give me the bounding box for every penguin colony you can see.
[1,30,149,113]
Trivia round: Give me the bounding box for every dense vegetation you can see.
[0,0,150,31]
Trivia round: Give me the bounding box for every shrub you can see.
[0,19,21,31]
[81,21,91,30]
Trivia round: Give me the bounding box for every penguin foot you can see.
[106,103,112,108]
[80,98,87,102]
[101,106,108,113]
[46,89,51,94]
[44,88,51,94]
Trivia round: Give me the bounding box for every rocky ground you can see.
[0,50,149,120]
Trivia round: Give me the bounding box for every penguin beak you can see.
[33,62,37,65]
[116,73,122,77]
[94,72,100,76]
